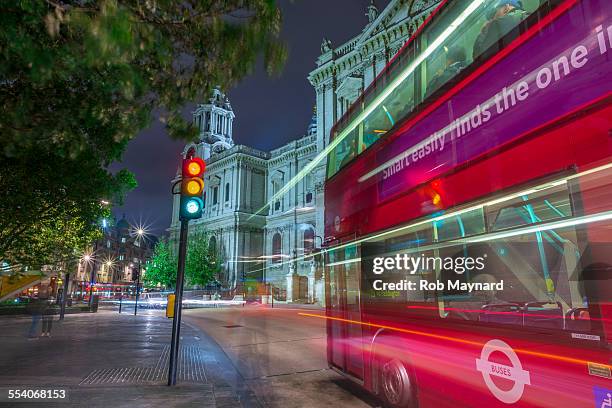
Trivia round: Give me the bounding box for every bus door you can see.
[326,244,365,380]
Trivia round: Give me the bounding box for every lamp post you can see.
[133,228,145,315]
[88,216,108,309]
[88,243,98,309]
[59,269,70,320]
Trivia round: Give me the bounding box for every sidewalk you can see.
[0,310,260,407]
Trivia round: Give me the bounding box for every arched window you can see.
[225,182,230,202]
[209,236,217,255]
[303,228,315,254]
[213,186,219,204]
[272,233,282,263]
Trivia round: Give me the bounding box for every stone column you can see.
[308,260,316,303]
[286,263,297,303]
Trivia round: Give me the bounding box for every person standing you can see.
[26,295,45,339]
[41,293,54,337]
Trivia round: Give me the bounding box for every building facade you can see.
[75,216,155,288]
[168,0,440,303]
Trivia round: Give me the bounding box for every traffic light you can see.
[132,267,140,282]
[421,179,445,213]
[180,157,206,220]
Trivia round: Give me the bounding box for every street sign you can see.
[476,339,531,404]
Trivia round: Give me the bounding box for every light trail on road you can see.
[298,312,611,369]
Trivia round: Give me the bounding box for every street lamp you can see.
[133,227,145,315]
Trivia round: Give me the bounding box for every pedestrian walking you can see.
[41,296,54,337]
[26,296,45,339]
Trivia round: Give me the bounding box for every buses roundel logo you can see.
[476,339,531,404]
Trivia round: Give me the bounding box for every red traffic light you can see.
[427,179,444,208]
[182,157,205,178]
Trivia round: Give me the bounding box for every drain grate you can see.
[222,325,243,328]
[80,366,162,385]
[80,345,211,386]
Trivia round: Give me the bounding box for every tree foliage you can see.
[144,232,221,289]
[143,239,177,289]
[0,0,286,268]
[0,149,137,268]
[1,0,285,156]
[185,231,222,288]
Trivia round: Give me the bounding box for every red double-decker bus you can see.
[319,0,612,406]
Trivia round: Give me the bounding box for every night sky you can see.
[111,0,390,236]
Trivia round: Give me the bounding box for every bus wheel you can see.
[380,359,415,408]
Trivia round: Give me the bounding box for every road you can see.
[183,306,380,408]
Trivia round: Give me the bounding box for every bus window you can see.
[487,183,572,232]
[327,129,359,178]
[327,251,341,309]
[435,207,486,242]
[344,245,361,307]
[472,0,535,59]
[422,0,538,100]
[328,0,542,179]
[441,223,589,333]
[361,223,438,309]
[362,247,438,306]
[361,83,415,152]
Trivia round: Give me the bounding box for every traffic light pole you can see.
[134,265,140,316]
[168,155,204,385]
[59,272,70,320]
[168,218,189,386]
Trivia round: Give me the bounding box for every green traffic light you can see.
[179,197,203,220]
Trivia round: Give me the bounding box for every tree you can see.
[143,239,177,289]
[143,232,221,289]
[0,0,286,268]
[0,148,137,268]
[185,231,222,288]
[1,0,286,156]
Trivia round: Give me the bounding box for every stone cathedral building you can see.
[168,0,441,303]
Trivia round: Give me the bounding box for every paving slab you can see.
[0,310,260,407]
